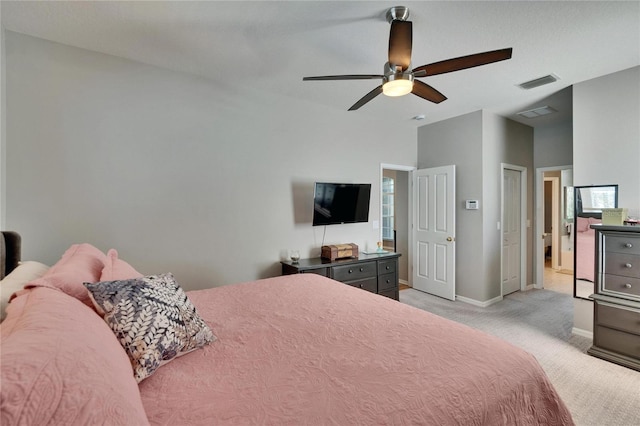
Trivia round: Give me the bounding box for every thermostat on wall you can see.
[466,200,479,210]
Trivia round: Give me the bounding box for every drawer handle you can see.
[359,284,364,288]
[625,263,633,268]
[624,283,632,289]
[625,243,633,248]
[386,279,391,284]
[348,269,353,274]
[386,265,390,270]
[359,267,364,272]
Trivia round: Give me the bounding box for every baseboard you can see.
[399,279,409,286]
[456,295,503,307]
[571,327,593,340]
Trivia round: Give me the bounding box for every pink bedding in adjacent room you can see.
[575,216,600,283]
[139,274,573,425]
[575,229,596,282]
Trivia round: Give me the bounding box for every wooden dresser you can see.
[281,252,400,300]
[588,225,640,371]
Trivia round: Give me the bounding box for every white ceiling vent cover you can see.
[517,105,557,119]
[517,74,559,90]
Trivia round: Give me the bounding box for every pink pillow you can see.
[100,249,143,281]
[26,243,107,308]
[0,287,149,425]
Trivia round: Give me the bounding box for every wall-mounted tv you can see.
[312,182,371,226]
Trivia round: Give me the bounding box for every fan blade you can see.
[303,75,383,81]
[388,20,412,71]
[412,80,447,104]
[348,85,383,111]
[412,48,513,76]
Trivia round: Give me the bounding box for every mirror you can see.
[573,185,618,299]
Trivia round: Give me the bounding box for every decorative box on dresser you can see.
[588,225,640,371]
[281,252,400,301]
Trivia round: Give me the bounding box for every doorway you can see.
[380,164,415,290]
[535,166,573,294]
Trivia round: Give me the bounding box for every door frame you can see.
[380,163,416,286]
[500,163,527,295]
[534,165,573,289]
[543,176,561,270]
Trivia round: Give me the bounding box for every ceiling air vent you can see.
[517,106,557,119]
[517,74,559,90]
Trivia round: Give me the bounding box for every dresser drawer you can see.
[595,326,640,359]
[332,261,377,282]
[301,268,329,277]
[379,287,399,300]
[604,253,640,278]
[378,272,397,291]
[602,274,640,300]
[346,277,377,293]
[604,233,640,255]
[378,259,397,275]
[595,301,640,335]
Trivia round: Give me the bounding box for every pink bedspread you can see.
[140,274,573,425]
[575,228,596,282]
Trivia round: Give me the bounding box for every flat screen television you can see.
[312,182,371,226]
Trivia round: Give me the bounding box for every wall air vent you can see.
[517,74,559,90]
[517,106,557,119]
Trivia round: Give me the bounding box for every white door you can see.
[502,168,522,295]
[412,165,456,300]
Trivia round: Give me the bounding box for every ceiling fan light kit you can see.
[383,72,414,96]
[303,6,513,111]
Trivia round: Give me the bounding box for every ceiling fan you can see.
[303,6,513,111]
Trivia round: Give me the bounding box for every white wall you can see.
[573,66,640,205]
[3,32,417,290]
[572,65,640,333]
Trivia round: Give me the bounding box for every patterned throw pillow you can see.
[85,273,216,382]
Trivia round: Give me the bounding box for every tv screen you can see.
[312,182,371,226]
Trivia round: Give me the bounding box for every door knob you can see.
[446,237,454,242]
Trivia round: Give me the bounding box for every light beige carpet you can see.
[400,288,640,426]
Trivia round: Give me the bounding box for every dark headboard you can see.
[1,231,21,279]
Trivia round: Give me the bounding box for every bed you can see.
[1,232,574,425]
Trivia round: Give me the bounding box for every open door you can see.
[412,165,456,300]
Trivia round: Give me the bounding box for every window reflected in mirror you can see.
[565,186,574,220]
[573,185,618,299]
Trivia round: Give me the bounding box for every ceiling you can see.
[2,1,638,128]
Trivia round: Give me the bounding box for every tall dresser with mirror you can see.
[588,225,640,371]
